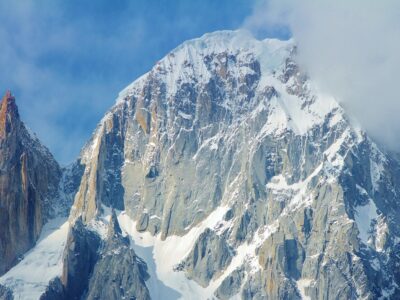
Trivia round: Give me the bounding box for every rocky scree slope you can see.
[67,30,400,299]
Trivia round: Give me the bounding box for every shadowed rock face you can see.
[0,284,13,300]
[85,211,150,300]
[61,218,101,300]
[39,277,65,300]
[0,91,61,275]
[58,212,150,300]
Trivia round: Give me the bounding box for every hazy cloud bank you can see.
[244,0,400,150]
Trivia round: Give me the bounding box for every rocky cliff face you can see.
[0,91,62,275]
[45,211,150,300]
[1,30,400,300]
[85,211,150,300]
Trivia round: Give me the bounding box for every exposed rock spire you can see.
[107,209,122,238]
[0,92,61,275]
[0,90,19,139]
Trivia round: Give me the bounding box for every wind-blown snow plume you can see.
[244,0,400,150]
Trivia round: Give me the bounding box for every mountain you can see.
[0,91,63,275]
[1,30,400,300]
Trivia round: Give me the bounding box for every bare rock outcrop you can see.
[0,91,61,275]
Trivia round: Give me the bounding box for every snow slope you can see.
[0,218,69,299]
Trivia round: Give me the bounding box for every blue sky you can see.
[0,0,271,164]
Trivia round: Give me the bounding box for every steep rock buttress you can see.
[0,91,61,275]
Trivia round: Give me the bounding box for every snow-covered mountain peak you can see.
[118,30,293,101]
[114,31,335,131]
[3,30,400,300]
[171,29,292,58]
[78,30,347,181]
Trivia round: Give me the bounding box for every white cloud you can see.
[244,0,400,150]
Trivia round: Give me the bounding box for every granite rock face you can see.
[61,218,101,300]
[55,212,150,300]
[85,211,150,300]
[180,228,233,287]
[0,91,62,275]
[214,267,245,300]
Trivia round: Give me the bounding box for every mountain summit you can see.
[0,90,62,276]
[0,91,19,139]
[1,30,400,300]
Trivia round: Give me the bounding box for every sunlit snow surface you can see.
[354,198,379,245]
[296,279,312,300]
[118,209,227,300]
[115,208,278,300]
[0,218,69,300]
